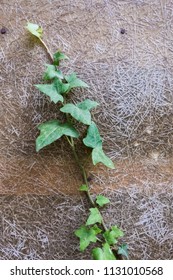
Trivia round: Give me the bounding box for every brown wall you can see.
[1,0,173,194]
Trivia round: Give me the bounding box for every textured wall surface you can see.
[0,0,173,259]
[1,0,173,194]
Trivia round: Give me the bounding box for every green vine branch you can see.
[26,22,128,260]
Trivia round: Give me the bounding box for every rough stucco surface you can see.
[0,0,173,259]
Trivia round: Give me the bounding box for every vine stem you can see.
[39,38,54,62]
[68,137,108,232]
[39,38,108,233]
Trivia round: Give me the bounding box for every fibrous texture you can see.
[0,0,173,259]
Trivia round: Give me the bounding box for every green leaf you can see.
[79,185,89,192]
[96,195,110,207]
[83,122,115,169]
[36,120,79,152]
[53,51,69,66]
[26,22,43,38]
[86,208,102,226]
[43,64,63,80]
[61,83,70,93]
[54,78,70,94]
[60,104,91,125]
[65,72,89,89]
[118,244,128,259]
[92,243,116,260]
[103,226,124,245]
[74,225,101,251]
[60,100,98,125]
[35,82,63,104]
[35,79,69,104]
[92,144,115,169]
[92,224,102,235]
[83,121,102,148]
[77,99,99,111]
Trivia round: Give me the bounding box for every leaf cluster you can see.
[27,21,114,169]
[75,188,128,259]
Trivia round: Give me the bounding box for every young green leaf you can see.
[60,104,91,125]
[62,84,70,94]
[92,224,102,235]
[35,78,69,104]
[83,121,102,148]
[92,243,116,260]
[86,208,102,226]
[26,22,43,38]
[79,185,89,192]
[74,225,101,251]
[36,120,79,152]
[92,144,115,169]
[43,64,63,80]
[53,51,69,66]
[103,226,124,245]
[35,83,64,104]
[65,72,89,89]
[118,244,128,259]
[96,195,110,207]
[55,78,70,94]
[77,99,99,111]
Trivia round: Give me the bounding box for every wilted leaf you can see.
[83,121,102,148]
[92,243,116,260]
[36,120,79,152]
[77,99,99,111]
[26,22,43,38]
[92,144,115,169]
[79,185,89,191]
[86,208,102,226]
[118,244,128,259]
[43,64,63,80]
[96,195,110,207]
[65,72,89,89]
[53,51,69,66]
[60,103,91,125]
[74,225,101,251]
[103,226,124,245]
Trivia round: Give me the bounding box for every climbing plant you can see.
[26,22,128,260]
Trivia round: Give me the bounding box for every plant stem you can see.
[39,38,54,62]
[40,37,109,238]
[69,136,108,231]
[70,137,94,205]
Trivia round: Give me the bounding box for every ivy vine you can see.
[26,22,128,260]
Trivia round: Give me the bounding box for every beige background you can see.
[0,0,173,259]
